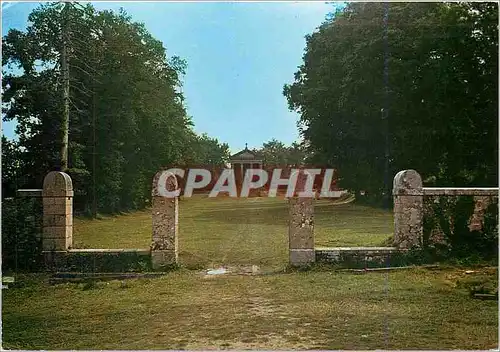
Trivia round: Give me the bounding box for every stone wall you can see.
[315,247,398,267]
[41,170,181,272]
[393,169,498,250]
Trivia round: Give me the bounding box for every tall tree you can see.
[2,3,221,214]
[284,3,498,199]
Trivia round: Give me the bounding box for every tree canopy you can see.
[254,139,307,167]
[284,3,498,200]
[2,2,229,214]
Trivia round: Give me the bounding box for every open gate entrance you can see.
[38,168,495,272]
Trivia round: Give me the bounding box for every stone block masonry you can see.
[393,169,423,249]
[288,170,315,265]
[39,170,180,272]
[151,170,179,269]
[393,169,498,250]
[42,172,73,251]
[315,247,398,266]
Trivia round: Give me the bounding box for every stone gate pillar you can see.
[42,172,73,251]
[151,170,179,269]
[289,170,315,265]
[393,169,423,249]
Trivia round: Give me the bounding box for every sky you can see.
[1,1,338,153]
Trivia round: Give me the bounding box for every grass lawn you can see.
[72,197,393,270]
[2,197,498,349]
[3,268,498,349]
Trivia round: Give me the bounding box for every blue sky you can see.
[1,1,338,153]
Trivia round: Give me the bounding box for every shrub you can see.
[1,197,44,273]
[423,195,498,263]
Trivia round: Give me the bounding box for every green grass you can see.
[3,268,498,349]
[3,197,497,349]
[314,201,393,247]
[73,197,393,269]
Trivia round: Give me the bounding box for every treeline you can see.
[252,139,307,167]
[2,3,229,215]
[284,2,498,202]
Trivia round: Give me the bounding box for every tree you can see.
[284,3,498,201]
[2,3,224,214]
[257,139,289,166]
[1,136,22,198]
[191,133,230,166]
[255,139,307,167]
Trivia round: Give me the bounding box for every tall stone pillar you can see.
[42,172,73,251]
[289,170,315,265]
[151,170,179,269]
[393,169,423,249]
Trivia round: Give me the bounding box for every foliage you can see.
[188,133,230,166]
[284,3,498,199]
[2,2,227,214]
[254,139,307,166]
[1,136,23,198]
[423,195,498,263]
[1,197,44,272]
